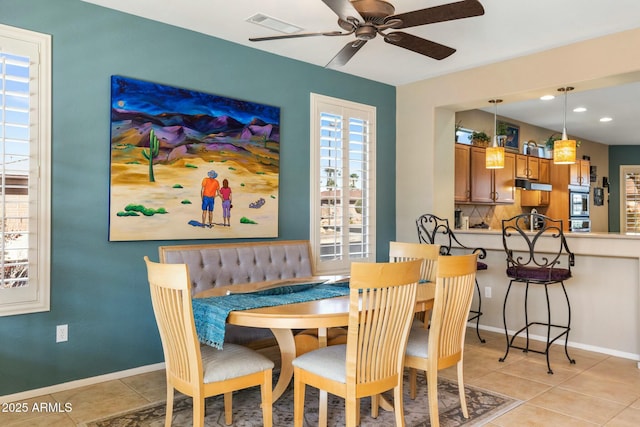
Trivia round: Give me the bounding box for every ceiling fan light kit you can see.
[554,87,577,165]
[249,0,485,67]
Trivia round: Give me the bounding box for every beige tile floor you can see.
[2,329,640,426]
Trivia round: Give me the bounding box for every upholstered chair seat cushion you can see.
[477,261,488,271]
[405,326,430,359]
[292,344,346,383]
[506,266,572,282]
[202,343,274,383]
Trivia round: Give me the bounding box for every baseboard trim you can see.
[472,323,640,362]
[1,362,165,403]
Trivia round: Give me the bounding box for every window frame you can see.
[620,165,640,234]
[0,24,52,316]
[310,93,376,275]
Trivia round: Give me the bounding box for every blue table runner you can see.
[192,282,350,349]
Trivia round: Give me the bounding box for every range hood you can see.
[515,179,552,192]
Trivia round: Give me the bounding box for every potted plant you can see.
[469,131,491,147]
[496,122,508,137]
[545,133,561,150]
[545,133,581,158]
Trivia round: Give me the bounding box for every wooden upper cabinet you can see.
[494,152,516,203]
[570,159,590,186]
[470,147,493,203]
[454,144,471,202]
[516,154,540,180]
[539,159,550,182]
[469,147,515,204]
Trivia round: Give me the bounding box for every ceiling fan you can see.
[249,0,485,67]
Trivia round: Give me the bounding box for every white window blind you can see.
[621,166,640,234]
[310,94,376,275]
[0,25,51,316]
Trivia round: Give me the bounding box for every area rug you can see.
[83,373,521,427]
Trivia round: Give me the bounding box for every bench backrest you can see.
[158,240,314,296]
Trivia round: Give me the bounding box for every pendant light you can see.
[486,99,504,169]
[554,87,577,164]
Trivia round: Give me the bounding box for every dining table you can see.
[193,276,435,407]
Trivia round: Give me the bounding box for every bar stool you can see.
[499,213,576,374]
[416,213,487,343]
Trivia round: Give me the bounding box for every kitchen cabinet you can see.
[470,146,515,204]
[516,155,540,180]
[539,158,550,182]
[570,159,590,186]
[520,189,550,206]
[454,143,471,202]
[516,155,551,183]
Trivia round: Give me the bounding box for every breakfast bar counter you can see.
[451,230,640,367]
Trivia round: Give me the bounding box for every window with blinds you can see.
[310,94,376,274]
[622,166,640,234]
[0,25,51,316]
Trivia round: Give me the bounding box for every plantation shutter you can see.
[622,166,640,233]
[0,25,51,316]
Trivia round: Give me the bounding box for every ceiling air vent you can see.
[246,13,303,35]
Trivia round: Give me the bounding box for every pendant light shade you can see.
[554,87,577,164]
[486,99,504,169]
[486,145,505,169]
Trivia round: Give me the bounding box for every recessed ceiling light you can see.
[600,117,613,122]
[246,13,303,34]
[573,107,587,112]
[540,95,555,101]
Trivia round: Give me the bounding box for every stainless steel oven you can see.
[569,185,590,218]
[569,218,591,232]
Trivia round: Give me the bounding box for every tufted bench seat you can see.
[158,240,314,348]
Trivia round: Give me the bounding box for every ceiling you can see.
[82,0,640,145]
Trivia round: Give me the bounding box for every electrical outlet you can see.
[484,287,492,298]
[56,324,68,343]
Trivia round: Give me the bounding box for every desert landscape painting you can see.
[109,76,280,241]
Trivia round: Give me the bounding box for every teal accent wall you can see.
[0,0,396,395]
[608,146,640,232]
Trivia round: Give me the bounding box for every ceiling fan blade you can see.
[384,32,456,60]
[326,39,368,67]
[250,31,344,42]
[321,0,363,23]
[385,0,485,29]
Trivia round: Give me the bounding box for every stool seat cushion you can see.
[506,266,571,282]
[477,262,488,271]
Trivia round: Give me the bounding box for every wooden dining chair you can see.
[143,256,274,427]
[389,241,440,283]
[292,259,423,427]
[389,241,440,324]
[404,253,478,427]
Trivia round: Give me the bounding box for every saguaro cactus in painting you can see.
[143,129,160,182]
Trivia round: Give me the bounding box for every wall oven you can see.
[569,218,591,232]
[569,185,590,218]
[569,185,590,232]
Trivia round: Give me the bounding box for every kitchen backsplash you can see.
[456,191,545,230]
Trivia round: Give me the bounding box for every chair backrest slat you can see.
[348,260,422,388]
[428,254,478,370]
[389,241,440,283]
[144,256,202,388]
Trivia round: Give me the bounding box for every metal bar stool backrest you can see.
[416,213,486,260]
[501,213,575,283]
[416,213,488,343]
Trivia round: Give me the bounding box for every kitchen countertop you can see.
[455,228,640,239]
